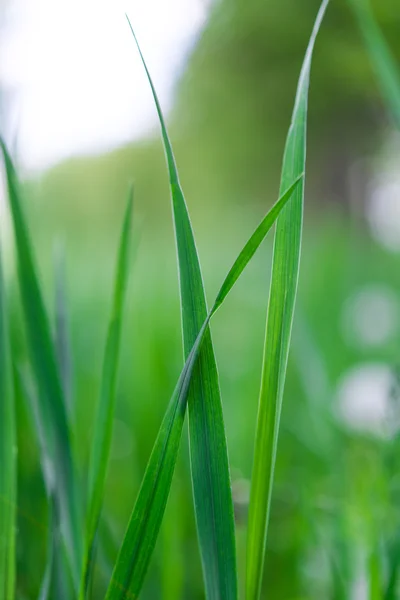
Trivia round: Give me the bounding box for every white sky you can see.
[0,0,211,173]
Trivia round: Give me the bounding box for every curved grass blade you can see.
[246,2,329,599]
[79,188,133,599]
[0,138,82,589]
[349,0,400,129]
[126,19,237,599]
[0,245,16,600]
[105,177,301,599]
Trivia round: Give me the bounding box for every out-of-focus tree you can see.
[173,0,400,211]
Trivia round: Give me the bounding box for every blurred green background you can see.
[2,0,400,597]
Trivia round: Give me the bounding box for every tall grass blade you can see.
[80,188,133,598]
[350,0,400,129]
[0,246,16,600]
[54,242,73,413]
[127,19,238,599]
[246,2,329,599]
[105,177,301,599]
[0,138,82,589]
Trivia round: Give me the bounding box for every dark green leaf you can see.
[126,19,238,598]
[0,244,16,599]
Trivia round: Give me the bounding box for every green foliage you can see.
[0,240,16,600]
[2,1,400,598]
[104,165,300,598]
[0,42,304,598]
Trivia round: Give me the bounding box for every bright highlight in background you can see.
[0,0,211,173]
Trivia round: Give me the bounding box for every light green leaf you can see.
[105,170,301,599]
[0,243,16,600]
[246,2,329,599]
[53,242,73,415]
[0,138,82,589]
[350,0,400,129]
[79,188,133,598]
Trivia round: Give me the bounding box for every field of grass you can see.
[1,0,400,599]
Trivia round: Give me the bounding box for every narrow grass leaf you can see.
[53,242,73,414]
[127,20,238,599]
[0,138,82,588]
[80,188,133,598]
[0,245,16,600]
[350,0,400,129]
[246,2,329,599]
[105,176,301,599]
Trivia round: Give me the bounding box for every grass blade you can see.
[105,175,301,599]
[0,138,82,589]
[350,0,400,129]
[0,245,16,600]
[79,188,133,598]
[53,242,73,414]
[246,2,329,599]
[127,19,238,599]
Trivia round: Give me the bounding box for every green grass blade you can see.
[350,0,400,129]
[105,175,299,599]
[79,188,133,598]
[246,2,329,599]
[0,246,16,600]
[126,18,237,598]
[0,139,82,589]
[53,242,73,414]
